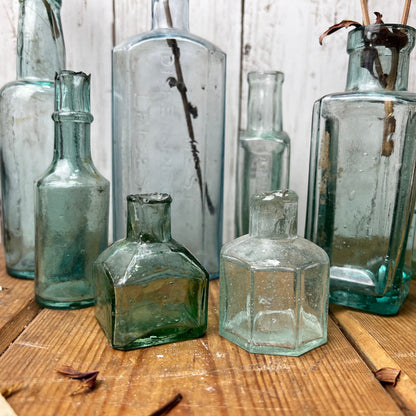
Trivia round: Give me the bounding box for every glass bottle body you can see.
[235,71,290,236]
[35,71,110,309]
[306,25,416,315]
[112,0,226,277]
[94,193,209,350]
[220,190,329,356]
[0,0,65,279]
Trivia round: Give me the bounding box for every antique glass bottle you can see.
[306,25,416,315]
[35,71,110,309]
[0,0,65,279]
[220,190,329,356]
[94,193,209,350]
[112,0,226,277]
[235,71,290,236]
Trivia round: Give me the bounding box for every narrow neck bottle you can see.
[126,194,172,243]
[346,24,415,92]
[249,190,298,239]
[247,71,284,134]
[52,71,93,163]
[17,0,65,80]
[151,0,189,31]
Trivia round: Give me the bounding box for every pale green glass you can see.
[35,71,110,309]
[235,71,290,237]
[220,190,329,356]
[94,193,209,350]
[306,25,416,315]
[0,0,65,279]
[112,0,226,278]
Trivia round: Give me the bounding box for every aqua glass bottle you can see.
[0,0,65,279]
[94,193,209,350]
[35,71,110,310]
[235,71,290,237]
[112,0,226,277]
[306,24,416,315]
[220,190,329,356]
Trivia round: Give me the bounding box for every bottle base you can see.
[330,282,410,315]
[7,267,34,280]
[109,327,207,351]
[219,328,327,356]
[35,295,94,310]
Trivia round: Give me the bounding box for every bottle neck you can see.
[249,190,298,239]
[247,71,284,133]
[52,71,93,162]
[126,194,172,242]
[17,0,65,80]
[346,24,414,92]
[151,0,189,31]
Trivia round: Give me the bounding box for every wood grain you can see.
[331,282,416,413]
[0,250,41,355]
[0,280,403,416]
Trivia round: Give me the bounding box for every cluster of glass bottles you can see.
[1,0,415,355]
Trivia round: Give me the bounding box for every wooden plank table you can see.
[0,249,415,415]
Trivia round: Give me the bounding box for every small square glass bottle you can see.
[93,193,209,350]
[220,190,329,356]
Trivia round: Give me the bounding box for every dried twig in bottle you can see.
[402,0,412,25]
[163,0,215,214]
[360,0,371,25]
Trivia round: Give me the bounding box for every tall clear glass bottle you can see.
[235,71,290,237]
[35,71,110,310]
[220,190,329,356]
[112,0,226,277]
[94,193,209,350]
[0,0,65,279]
[306,24,416,315]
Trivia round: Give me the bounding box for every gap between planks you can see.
[330,307,416,415]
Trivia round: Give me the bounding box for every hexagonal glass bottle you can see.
[94,193,209,350]
[220,190,329,356]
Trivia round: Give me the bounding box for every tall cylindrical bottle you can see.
[235,71,290,236]
[112,0,226,277]
[306,24,416,315]
[0,0,65,279]
[35,71,110,309]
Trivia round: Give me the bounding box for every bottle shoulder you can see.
[316,89,416,104]
[221,235,329,270]
[240,130,290,145]
[113,28,225,58]
[95,238,208,285]
[0,79,54,100]
[37,160,110,188]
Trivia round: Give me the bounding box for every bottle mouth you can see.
[347,24,415,53]
[127,193,172,205]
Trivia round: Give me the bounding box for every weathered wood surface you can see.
[0,278,408,416]
[0,251,40,355]
[331,282,416,414]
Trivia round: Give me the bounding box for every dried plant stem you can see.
[402,0,412,24]
[149,393,183,416]
[163,0,215,214]
[360,0,371,25]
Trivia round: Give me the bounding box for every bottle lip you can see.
[248,71,284,83]
[347,24,416,52]
[127,193,172,205]
[251,189,298,204]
